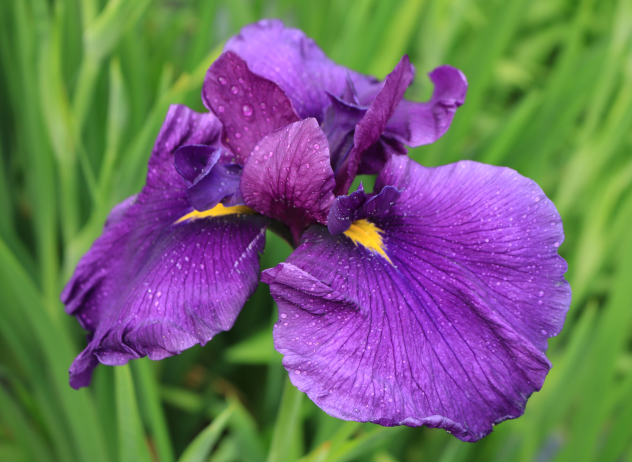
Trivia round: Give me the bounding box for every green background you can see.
[1,0,632,461]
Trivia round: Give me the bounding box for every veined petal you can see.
[334,56,414,195]
[263,156,570,441]
[241,119,336,245]
[224,19,381,121]
[62,105,267,388]
[385,65,467,147]
[202,51,300,164]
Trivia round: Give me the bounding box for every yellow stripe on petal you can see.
[343,219,392,264]
[175,204,255,224]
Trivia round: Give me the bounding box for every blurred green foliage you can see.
[1,0,631,461]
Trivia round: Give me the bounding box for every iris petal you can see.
[202,51,300,164]
[334,56,414,195]
[263,155,570,441]
[62,105,267,388]
[240,119,336,245]
[224,19,382,121]
[385,65,468,147]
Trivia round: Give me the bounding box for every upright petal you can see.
[385,65,467,147]
[321,94,366,173]
[240,119,336,245]
[62,105,267,388]
[225,19,381,121]
[202,51,300,164]
[263,156,570,441]
[334,56,414,195]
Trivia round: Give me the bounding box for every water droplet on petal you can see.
[231,85,239,94]
[218,105,225,113]
[242,104,253,116]
[218,76,227,85]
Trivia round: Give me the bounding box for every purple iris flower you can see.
[62,19,570,442]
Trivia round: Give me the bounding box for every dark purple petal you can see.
[240,119,335,245]
[174,144,243,212]
[62,105,267,388]
[334,56,414,195]
[327,184,401,235]
[224,19,381,121]
[174,145,217,184]
[357,137,408,175]
[322,94,366,173]
[186,162,243,211]
[263,155,570,441]
[202,51,300,164]
[385,65,467,147]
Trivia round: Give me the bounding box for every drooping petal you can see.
[334,56,414,195]
[327,184,401,235]
[224,19,381,121]
[202,51,300,164]
[263,155,570,441]
[62,105,267,388]
[240,119,336,245]
[385,65,467,147]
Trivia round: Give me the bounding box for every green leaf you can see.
[178,405,235,462]
[267,377,305,462]
[115,364,154,462]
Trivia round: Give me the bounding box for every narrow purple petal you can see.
[263,156,570,441]
[327,184,401,235]
[224,19,381,121]
[202,51,300,164]
[385,65,467,147]
[322,94,366,173]
[334,56,414,195]
[240,119,335,245]
[62,105,267,388]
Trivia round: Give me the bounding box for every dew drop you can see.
[218,76,227,85]
[280,312,287,318]
[230,85,239,94]
[235,132,242,139]
[242,104,253,116]
[218,105,225,113]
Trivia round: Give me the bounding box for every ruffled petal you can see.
[385,65,467,147]
[241,119,336,245]
[334,56,414,195]
[202,51,300,164]
[62,105,267,388]
[263,156,570,441]
[224,19,381,121]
